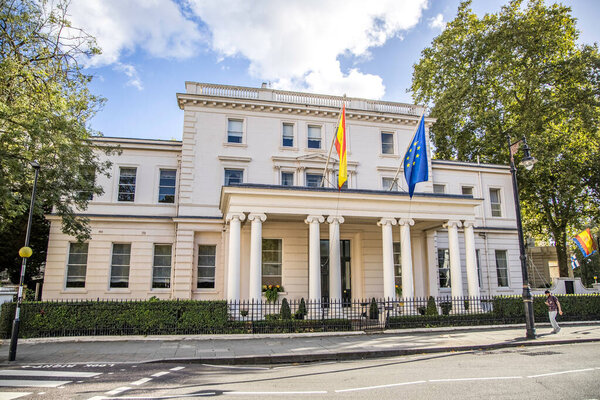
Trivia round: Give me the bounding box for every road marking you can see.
[131,378,152,386]
[88,394,216,399]
[201,364,269,370]
[0,379,72,388]
[527,368,596,378]
[0,369,101,378]
[151,371,170,377]
[229,391,327,395]
[170,367,185,371]
[0,393,33,400]
[430,376,523,382]
[335,380,426,393]
[105,386,132,395]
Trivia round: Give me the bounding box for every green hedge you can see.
[492,294,600,322]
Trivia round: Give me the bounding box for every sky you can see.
[65,0,600,141]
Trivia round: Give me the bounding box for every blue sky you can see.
[68,1,599,141]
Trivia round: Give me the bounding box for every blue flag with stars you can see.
[404,115,428,198]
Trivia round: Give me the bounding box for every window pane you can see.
[490,189,502,217]
[110,243,131,288]
[438,248,450,287]
[393,242,401,288]
[262,239,282,286]
[198,245,216,289]
[227,119,243,143]
[307,126,321,149]
[433,184,445,194]
[224,169,243,185]
[159,169,176,204]
[281,172,294,186]
[118,168,136,202]
[306,173,322,187]
[495,250,509,287]
[381,132,394,154]
[66,242,88,288]
[462,186,473,196]
[382,178,398,191]
[282,123,294,147]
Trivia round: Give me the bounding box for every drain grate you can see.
[522,351,562,356]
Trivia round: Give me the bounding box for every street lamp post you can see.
[507,136,536,339]
[9,160,40,361]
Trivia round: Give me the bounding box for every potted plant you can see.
[263,284,283,303]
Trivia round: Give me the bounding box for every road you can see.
[0,342,598,400]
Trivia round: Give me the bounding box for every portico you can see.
[220,184,483,303]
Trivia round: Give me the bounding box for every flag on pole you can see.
[573,228,598,258]
[403,115,428,198]
[335,104,347,190]
[570,254,580,270]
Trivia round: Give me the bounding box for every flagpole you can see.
[321,98,346,188]
[390,112,425,191]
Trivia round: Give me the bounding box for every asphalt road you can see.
[0,342,599,400]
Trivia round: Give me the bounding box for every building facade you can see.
[43,82,522,302]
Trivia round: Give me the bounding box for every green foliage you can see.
[492,294,600,322]
[425,296,439,316]
[295,298,307,319]
[411,0,600,276]
[263,285,283,303]
[440,301,452,315]
[280,298,292,320]
[369,298,379,320]
[251,319,352,334]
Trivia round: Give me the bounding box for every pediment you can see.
[296,153,330,163]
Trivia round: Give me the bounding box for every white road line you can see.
[429,376,523,382]
[527,368,596,378]
[0,370,101,378]
[151,371,170,377]
[105,386,132,395]
[335,380,426,393]
[130,377,152,386]
[169,367,185,371]
[0,379,72,388]
[88,394,216,399]
[229,391,327,395]
[201,364,270,370]
[0,393,33,400]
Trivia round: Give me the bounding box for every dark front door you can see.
[565,280,575,294]
[320,239,351,306]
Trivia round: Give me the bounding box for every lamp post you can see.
[9,160,40,361]
[507,136,536,339]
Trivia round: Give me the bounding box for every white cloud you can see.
[114,63,143,90]
[186,0,428,98]
[428,13,445,30]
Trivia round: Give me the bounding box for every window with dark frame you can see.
[305,173,323,187]
[152,244,172,289]
[66,242,88,288]
[118,167,136,202]
[224,169,243,185]
[495,249,509,287]
[307,125,321,149]
[490,188,502,217]
[393,242,402,289]
[438,248,450,287]
[282,123,294,147]
[158,169,176,203]
[227,119,243,143]
[262,239,282,286]
[197,245,216,289]
[433,184,445,194]
[462,186,474,196]
[382,177,398,191]
[281,171,294,186]
[381,132,394,154]
[110,243,131,288]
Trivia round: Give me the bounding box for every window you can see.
[495,249,509,287]
[224,169,243,185]
[393,242,402,289]
[438,248,450,288]
[490,188,502,217]
[110,243,131,288]
[282,123,294,147]
[336,172,348,189]
[433,184,445,194]
[227,119,243,143]
[158,169,176,204]
[77,167,95,201]
[462,186,474,196]
[306,173,323,187]
[307,125,321,149]
[262,239,282,286]
[152,244,172,289]
[381,132,395,154]
[66,243,88,288]
[197,245,216,289]
[382,177,398,191]
[281,171,294,186]
[118,167,136,202]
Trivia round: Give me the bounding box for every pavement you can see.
[0,322,598,367]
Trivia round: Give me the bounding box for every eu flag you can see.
[403,115,429,198]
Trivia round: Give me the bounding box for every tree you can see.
[411,0,600,277]
[0,0,113,284]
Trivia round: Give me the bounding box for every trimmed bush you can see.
[295,298,307,319]
[369,298,379,320]
[280,298,292,320]
[425,296,438,316]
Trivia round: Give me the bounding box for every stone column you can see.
[248,213,267,302]
[378,218,397,300]
[226,213,245,303]
[463,220,480,299]
[445,220,464,301]
[399,218,415,300]
[327,215,344,311]
[426,231,439,298]
[305,215,325,302]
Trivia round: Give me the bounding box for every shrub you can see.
[280,298,292,320]
[425,296,438,316]
[440,301,452,315]
[369,298,379,320]
[295,298,307,320]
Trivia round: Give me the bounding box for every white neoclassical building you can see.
[43,82,522,302]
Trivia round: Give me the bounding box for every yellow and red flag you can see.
[573,228,598,257]
[335,104,347,190]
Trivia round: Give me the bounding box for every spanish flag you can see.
[573,228,598,257]
[335,104,347,190]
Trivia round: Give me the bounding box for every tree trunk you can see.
[553,228,570,277]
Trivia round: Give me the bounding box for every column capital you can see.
[444,219,462,229]
[463,219,476,228]
[377,217,397,227]
[226,212,246,222]
[326,215,345,224]
[398,218,415,226]
[248,213,267,222]
[305,215,325,224]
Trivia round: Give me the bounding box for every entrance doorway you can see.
[320,239,351,306]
